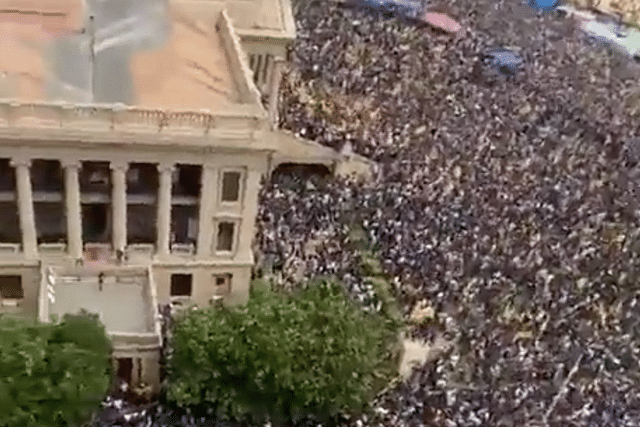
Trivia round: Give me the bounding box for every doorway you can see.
[116,357,133,385]
[82,203,110,242]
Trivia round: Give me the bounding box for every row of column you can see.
[12,159,179,261]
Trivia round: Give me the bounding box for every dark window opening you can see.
[213,273,232,296]
[0,275,23,299]
[262,55,272,84]
[272,163,332,180]
[171,274,192,297]
[127,204,156,244]
[254,55,263,83]
[116,358,133,385]
[172,165,201,197]
[35,202,67,244]
[221,171,241,202]
[31,159,63,193]
[0,159,15,192]
[127,163,158,195]
[0,201,20,243]
[215,274,231,287]
[80,161,111,194]
[171,206,198,245]
[82,203,110,243]
[216,222,235,252]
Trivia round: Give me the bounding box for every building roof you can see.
[269,129,344,167]
[172,0,296,40]
[0,0,257,109]
[129,8,239,109]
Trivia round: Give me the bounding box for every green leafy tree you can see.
[0,311,112,427]
[167,277,401,426]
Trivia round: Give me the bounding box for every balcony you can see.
[41,266,162,350]
[0,243,21,254]
[170,243,195,256]
[39,243,68,256]
[126,244,154,263]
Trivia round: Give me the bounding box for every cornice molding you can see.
[156,163,175,174]
[10,157,31,168]
[109,160,129,172]
[60,160,82,169]
[0,126,269,153]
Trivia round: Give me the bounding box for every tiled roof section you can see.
[0,0,83,33]
[0,0,84,101]
[0,0,243,108]
[173,0,295,37]
[129,7,238,109]
[226,0,283,31]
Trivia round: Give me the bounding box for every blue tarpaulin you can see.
[527,0,560,12]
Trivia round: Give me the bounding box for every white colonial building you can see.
[0,0,371,391]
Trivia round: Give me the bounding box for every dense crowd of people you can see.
[93,0,640,425]
[259,0,640,425]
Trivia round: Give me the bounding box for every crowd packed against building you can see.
[256,0,640,425]
[2,0,640,425]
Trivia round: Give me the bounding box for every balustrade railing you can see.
[110,332,161,347]
[0,101,262,134]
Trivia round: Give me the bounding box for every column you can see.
[11,158,37,259]
[110,161,128,255]
[196,164,216,258]
[62,161,83,260]
[267,57,285,130]
[156,163,173,257]
[237,168,262,261]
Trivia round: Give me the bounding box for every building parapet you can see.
[147,266,163,347]
[56,265,149,278]
[110,332,161,348]
[0,100,267,136]
[38,264,50,323]
[0,243,21,255]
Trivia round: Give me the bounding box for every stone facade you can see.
[0,110,271,392]
[0,0,371,394]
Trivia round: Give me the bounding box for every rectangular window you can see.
[172,164,202,197]
[262,54,273,85]
[31,159,63,192]
[126,168,140,185]
[215,222,235,252]
[221,171,241,202]
[0,275,22,298]
[254,55,262,83]
[170,273,192,297]
[0,275,23,305]
[213,273,232,296]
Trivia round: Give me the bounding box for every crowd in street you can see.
[93,0,640,425]
[258,0,640,425]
